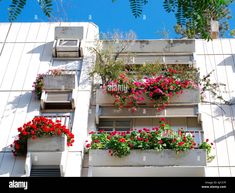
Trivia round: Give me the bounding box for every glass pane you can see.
[115,128,130,132]
[97,128,113,132]
[116,121,130,127]
[99,121,113,127]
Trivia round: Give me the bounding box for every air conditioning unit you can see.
[53,27,84,58]
[40,90,76,111]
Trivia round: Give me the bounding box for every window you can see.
[97,119,131,132]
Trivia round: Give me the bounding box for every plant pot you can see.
[89,149,206,166]
[95,88,200,105]
[27,135,67,152]
[43,74,76,90]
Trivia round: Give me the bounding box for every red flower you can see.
[119,138,126,143]
[22,131,27,136]
[15,143,20,150]
[11,116,74,156]
[158,140,163,144]
[89,131,95,135]
[178,142,184,146]
[206,139,209,142]
[86,144,91,148]
[160,118,166,122]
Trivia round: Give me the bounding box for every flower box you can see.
[95,88,200,106]
[43,74,76,90]
[27,135,67,152]
[89,149,206,167]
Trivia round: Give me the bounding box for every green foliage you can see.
[113,0,233,40]
[90,31,136,84]
[163,0,234,40]
[38,0,53,17]
[87,119,209,158]
[199,140,215,162]
[9,0,27,21]
[8,0,52,21]
[129,0,148,18]
[89,44,126,84]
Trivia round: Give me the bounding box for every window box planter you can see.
[43,74,76,90]
[95,88,200,106]
[27,135,67,152]
[89,149,206,167]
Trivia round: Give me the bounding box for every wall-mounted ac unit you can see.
[40,90,76,111]
[53,27,84,58]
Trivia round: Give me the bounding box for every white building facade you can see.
[0,22,234,177]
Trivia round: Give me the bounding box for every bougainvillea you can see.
[104,67,197,112]
[86,118,213,159]
[11,116,75,156]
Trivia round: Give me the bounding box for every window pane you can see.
[97,128,113,132]
[99,121,113,127]
[115,128,130,132]
[116,121,131,127]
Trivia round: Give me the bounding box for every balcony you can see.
[88,149,206,176]
[95,88,200,106]
[89,149,206,166]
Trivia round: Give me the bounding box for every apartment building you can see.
[0,22,234,177]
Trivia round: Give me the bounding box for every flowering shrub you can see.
[199,139,215,162]
[86,118,213,159]
[32,74,44,99]
[11,116,75,156]
[104,67,197,112]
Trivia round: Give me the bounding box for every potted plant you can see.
[102,67,198,112]
[86,118,213,166]
[11,116,75,156]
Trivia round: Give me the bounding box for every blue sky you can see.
[0,0,235,39]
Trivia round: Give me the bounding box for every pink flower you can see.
[158,140,163,144]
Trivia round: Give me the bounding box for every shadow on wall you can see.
[5,92,40,116]
[78,56,95,89]
[0,152,25,177]
[212,97,235,118]
[27,42,53,62]
[213,103,235,143]
[214,130,235,143]
[217,54,235,72]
